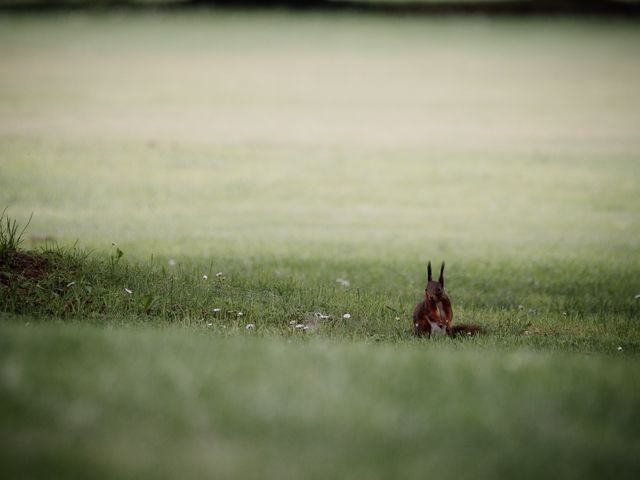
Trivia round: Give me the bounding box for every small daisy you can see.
[212,308,221,313]
[245,323,255,330]
[124,288,132,294]
[237,312,244,317]
[216,272,224,277]
[202,274,208,280]
[618,346,623,351]
[295,324,305,329]
[207,322,213,327]
[343,313,351,319]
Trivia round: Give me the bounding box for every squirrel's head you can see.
[425,261,446,302]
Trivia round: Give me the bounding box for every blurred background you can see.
[1,0,639,263]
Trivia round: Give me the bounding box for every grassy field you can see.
[1,11,640,479]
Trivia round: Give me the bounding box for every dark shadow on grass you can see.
[2,0,640,16]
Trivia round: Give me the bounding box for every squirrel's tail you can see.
[448,324,485,337]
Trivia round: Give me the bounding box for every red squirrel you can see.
[413,261,484,338]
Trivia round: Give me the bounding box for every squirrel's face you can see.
[425,280,446,302]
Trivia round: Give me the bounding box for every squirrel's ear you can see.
[439,261,445,287]
[427,261,432,282]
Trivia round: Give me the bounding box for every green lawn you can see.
[2,322,640,480]
[1,11,640,479]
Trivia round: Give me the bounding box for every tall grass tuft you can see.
[0,208,32,257]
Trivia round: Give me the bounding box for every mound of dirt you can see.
[0,250,50,286]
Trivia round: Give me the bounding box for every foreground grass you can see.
[2,240,638,478]
[1,322,639,480]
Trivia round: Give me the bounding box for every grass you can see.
[2,323,640,480]
[1,13,639,261]
[1,242,639,354]
[0,208,31,256]
[0,10,640,479]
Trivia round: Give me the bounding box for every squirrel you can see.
[412,261,484,338]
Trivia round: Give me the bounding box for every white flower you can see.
[618,346,623,351]
[289,320,296,325]
[295,324,305,329]
[237,312,244,317]
[216,272,224,277]
[518,305,524,310]
[207,322,213,327]
[124,288,132,294]
[343,313,351,319]
[336,278,350,287]
[212,308,221,313]
[635,294,640,299]
[245,323,255,330]
[66,281,76,288]
[303,326,310,331]
[395,316,400,321]
[202,274,208,280]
